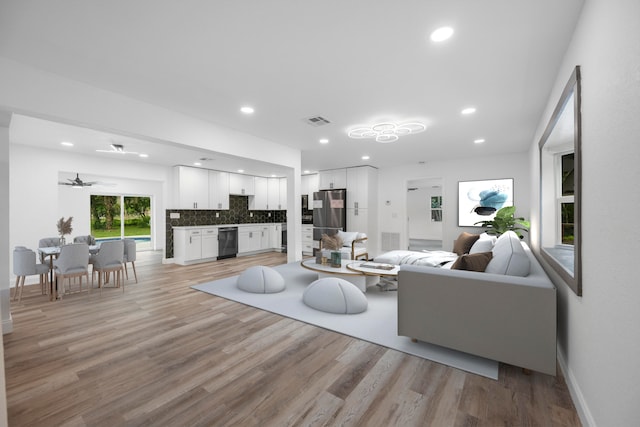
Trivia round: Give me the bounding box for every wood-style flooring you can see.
[4,251,581,426]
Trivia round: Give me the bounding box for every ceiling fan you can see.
[58,173,114,188]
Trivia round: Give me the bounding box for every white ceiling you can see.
[0,0,584,173]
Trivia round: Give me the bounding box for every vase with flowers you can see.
[56,216,73,246]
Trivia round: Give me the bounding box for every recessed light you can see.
[319,138,329,144]
[461,107,476,115]
[139,153,149,158]
[237,169,244,173]
[240,106,254,114]
[60,141,74,147]
[303,170,311,174]
[362,155,370,160]
[430,26,454,42]
[193,162,202,166]
[474,138,485,144]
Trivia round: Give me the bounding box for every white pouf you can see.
[303,277,368,314]
[236,266,286,293]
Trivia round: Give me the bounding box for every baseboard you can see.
[162,257,174,264]
[557,344,596,427]
[2,314,13,335]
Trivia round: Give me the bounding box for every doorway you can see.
[90,194,152,250]
[407,178,443,251]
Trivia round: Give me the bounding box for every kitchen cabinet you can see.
[301,224,314,255]
[272,223,282,250]
[250,177,269,210]
[346,166,376,209]
[267,178,280,209]
[260,225,271,250]
[278,178,287,209]
[229,173,255,195]
[319,168,347,190]
[302,173,319,198]
[174,228,220,265]
[238,226,261,253]
[174,166,209,209]
[208,170,229,210]
[201,228,219,259]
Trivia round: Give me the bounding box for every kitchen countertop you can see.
[172,223,284,230]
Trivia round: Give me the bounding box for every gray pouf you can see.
[303,277,368,314]
[237,265,286,293]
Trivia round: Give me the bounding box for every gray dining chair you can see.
[91,240,125,294]
[73,235,96,245]
[123,239,138,283]
[53,243,90,299]
[13,247,50,302]
[38,237,60,264]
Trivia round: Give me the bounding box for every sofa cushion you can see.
[485,231,530,276]
[469,233,497,254]
[451,251,493,272]
[453,232,480,255]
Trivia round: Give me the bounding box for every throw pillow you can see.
[321,233,343,250]
[453,232,480,255]
[451,251,493,272]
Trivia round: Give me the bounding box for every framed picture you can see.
[458,178,513,227]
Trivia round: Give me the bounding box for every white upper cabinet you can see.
[278,178,287,209]
[267,178,280,209]
[208,170,229,210]
[174,166,209,209]
[302,173,319,198]
[318,168,347,190]
[229,173,255,195]
[250,177,269,210]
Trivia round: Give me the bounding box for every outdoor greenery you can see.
[474,206,530,239]
[90,195,151,238]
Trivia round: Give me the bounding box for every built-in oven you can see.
[218,227,238,259]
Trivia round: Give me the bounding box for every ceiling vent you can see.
[304,116,331,126]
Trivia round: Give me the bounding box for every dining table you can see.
[38,244,101,300]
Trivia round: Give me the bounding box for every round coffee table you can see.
[301,259,379,292]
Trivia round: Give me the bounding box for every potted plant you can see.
[474,206,530,239]
[56,216,73,245]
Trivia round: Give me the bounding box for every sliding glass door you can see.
[90,195,152,250]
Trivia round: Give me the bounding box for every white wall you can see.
[9,144,171,285]
[529,1,640,425]
[378,152,530,255]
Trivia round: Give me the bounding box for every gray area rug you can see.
[192,261,499,379]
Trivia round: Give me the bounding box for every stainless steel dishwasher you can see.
[217,227,238,259]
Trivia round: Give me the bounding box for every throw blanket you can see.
[373,250,458,267]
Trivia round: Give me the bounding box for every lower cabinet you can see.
[238,226,262,254]
[302,224,314,255]
[174,228,219,265]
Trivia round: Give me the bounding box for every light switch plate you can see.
[170,212,180,219]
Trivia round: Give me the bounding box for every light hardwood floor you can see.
[5,251,581,426]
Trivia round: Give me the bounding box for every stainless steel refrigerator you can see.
[312,189,347,246]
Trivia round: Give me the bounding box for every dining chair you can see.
[91,240,125,295]
[73,235,96,245]
[123,238,138,283]
[38,237,60,264]
[13,247,50,302]
[52,243,90,299]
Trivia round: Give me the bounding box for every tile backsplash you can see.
[165,195,286,258]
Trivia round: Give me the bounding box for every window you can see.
[90,195,152,250]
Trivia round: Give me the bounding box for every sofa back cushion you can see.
[485,231,530,276]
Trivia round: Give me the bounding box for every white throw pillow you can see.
[485,231,530,276]
[469,237,495,254]
[337,230,359,247]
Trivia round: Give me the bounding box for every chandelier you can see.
[348,122,426,143]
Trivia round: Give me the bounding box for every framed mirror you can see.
[539,66,582,296]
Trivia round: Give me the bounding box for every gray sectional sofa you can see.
[396,231,557,375]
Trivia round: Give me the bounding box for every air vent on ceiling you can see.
[304,116,331,126]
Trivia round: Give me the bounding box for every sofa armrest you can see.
[397,265,556,375]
